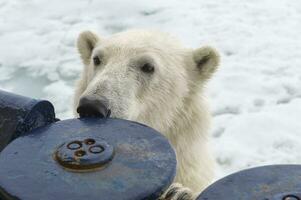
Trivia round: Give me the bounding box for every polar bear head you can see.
[74,30,219,133]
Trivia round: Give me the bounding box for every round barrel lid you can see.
[0,118,176,200]
[0,90,55,151]
[197,165,301,200]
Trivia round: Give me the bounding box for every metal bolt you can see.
[84,138,95,145]
[283,195,300,200]
[67,141,82,150]
[74,150,86,157]
[89,145,104,154]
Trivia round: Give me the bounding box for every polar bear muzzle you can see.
[77,96,111,118]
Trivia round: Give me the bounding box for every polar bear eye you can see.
[93,56,101,66]
[140,63,155,74]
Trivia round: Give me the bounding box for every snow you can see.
[0,0,301,179]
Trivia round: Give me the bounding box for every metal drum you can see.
[197,165,301,200]
[0,90,56,151]
[0,118,176,200]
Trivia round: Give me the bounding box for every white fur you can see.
[74,29,220,198]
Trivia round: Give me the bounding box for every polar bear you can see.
[73,29,219,200]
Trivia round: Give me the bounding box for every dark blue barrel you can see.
[0,90,56,151]
[197,165,301,200]
[0,118,176,200]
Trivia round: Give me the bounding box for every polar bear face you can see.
[74,30,219,132]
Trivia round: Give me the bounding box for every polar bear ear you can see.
[77,31,99,65]
[193,46,220,80]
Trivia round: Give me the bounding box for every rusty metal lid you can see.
[0,118,176,200]
[197,165,301,200]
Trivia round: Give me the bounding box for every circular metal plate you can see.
[54,138,114,171]
[197,165,301,200]
[0,118,176,200]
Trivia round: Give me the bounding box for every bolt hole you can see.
[84,138,96,145]
[283,195,300,200]
[89,145,104,154]
[74,150,86,157]
[67,141,82,150]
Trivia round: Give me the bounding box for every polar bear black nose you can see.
[77,96,111,118]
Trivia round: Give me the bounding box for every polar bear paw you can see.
[159,183,195,200]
